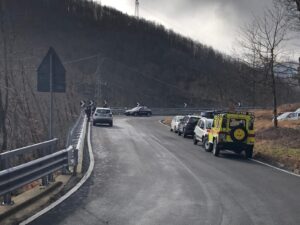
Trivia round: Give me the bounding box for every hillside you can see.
[0,0,299,151]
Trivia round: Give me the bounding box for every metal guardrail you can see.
[111,107,269,116]
[0,112,86,206]
[0,146,77,197]
[66,112,85,148]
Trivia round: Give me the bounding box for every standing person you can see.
[103,100,108,108]
[85,106,92,122]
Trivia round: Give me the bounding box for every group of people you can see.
[84,100,109,122]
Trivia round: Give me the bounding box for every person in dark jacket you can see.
[85,106,92,122]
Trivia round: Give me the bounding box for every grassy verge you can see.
[253,104,300,173]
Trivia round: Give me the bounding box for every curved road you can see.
[30,116,300,225]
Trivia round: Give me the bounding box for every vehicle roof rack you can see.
[213,110,254,116]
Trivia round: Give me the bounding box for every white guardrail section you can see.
[75,116,87,174]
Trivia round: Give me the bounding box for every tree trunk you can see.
[270,49,278,128]
[0,0,9,151]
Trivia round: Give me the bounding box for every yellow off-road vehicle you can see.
[205,112,255,158]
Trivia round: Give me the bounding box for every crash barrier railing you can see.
[110,107,214,116]
[66,111,85,148]
[0,146,77,205]
[111,107,269,116]
[0,113,87,206]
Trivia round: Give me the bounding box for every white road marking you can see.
[250,159,300,178]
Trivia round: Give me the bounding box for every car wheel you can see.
[93,122,96,126]
[193,136,198,145]
[147,112,151,117]
[178,130,182,136]
[110,122,113,127]
[245,146,253,159]
[183,129,187,138]
[212,139,220,156]
[170,127,173,132]
[204,137,212,152]
[134,112,138,116]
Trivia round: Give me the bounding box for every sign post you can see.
[37,47,66,185]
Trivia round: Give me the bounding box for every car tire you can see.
[147,112,151,117]
[204,137,212,152]
[212,139,220,156]
[193,136,198,145]
[183,129,187,138]
[93,122,96,126]
[245,146,253,159]
[178,130,182,136]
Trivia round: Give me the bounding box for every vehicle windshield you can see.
[207,121,212,129]
[189,117,200,124]
[96,109,111,114]
[277,112,292,118]
[131,107,140,111]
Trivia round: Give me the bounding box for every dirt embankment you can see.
[253,103,300,174]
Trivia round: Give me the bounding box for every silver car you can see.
[92,108,113,126]
[170,115,184,133]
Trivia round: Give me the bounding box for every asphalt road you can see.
[30,116,300,225]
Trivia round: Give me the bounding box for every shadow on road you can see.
[219,151,254,164]
[92,124,123,130]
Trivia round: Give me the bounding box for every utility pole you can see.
[297,57,300,85]
[95,57,102,104]
[94,57,108,105]
[135,0,139,18]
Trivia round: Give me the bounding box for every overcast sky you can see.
[97,0,300,58]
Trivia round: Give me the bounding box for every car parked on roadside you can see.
[170,115,184,133]
[178,115,201,138]
[93,107,113,126]
[206,112,255,158]
[274,112,300,121]
[193,117,213,150]
[124,106,152,116]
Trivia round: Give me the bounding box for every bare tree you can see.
[277,0,300,30]
[238,2,292,127]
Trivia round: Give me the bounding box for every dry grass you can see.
[252,104,300,173]
[162,117,172,126]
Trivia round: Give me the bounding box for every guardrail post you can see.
[48,144,55,182]
[1,194,14,206]
[0,157,14,206]
[41,146,49,186]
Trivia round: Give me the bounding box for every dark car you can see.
[178,115,201,138]
[125,106,152,116]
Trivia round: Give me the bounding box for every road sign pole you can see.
[49,52,53,140]
[37,47,66,184]
[48,52,54,182]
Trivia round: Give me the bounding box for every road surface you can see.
[30,116,300,225]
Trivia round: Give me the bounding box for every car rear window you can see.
[189,117,199,124]
[96,109,111,114]
[229,118,246,128]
